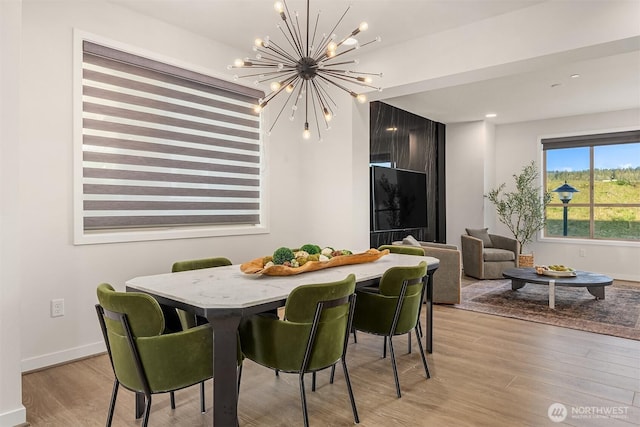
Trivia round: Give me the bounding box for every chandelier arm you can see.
[263,39,300,64]
[289,80,306,121]
[310,79,334,120]
[281,0,305,57]
[279,18,305,58]
[320,60,358,67]
[305,0,310,56]
[312,33,328,59]
[316,74,360,98]
[305,80,309,124]
[235,69,295,80]
[258,71,299,84]
[293,6,306,57]
[260,76,300,108]
[318,45,358,62]
[321,70,380,89]
[309,85,324,137]
[312,77,339,109]
[325,6,351,47]
[358,38,381,49]
[310,9,321,56]
[267,83,299,134]
[254,48,297,65]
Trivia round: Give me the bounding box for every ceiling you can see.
[111,0,640,125]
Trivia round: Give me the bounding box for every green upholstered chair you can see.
[239,274,359,427]
[171,256,232,329]
[352,261,430,398]
[378,244,425,256]
[95,283,214,427]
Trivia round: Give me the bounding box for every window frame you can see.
[540,127,640,245]
[73,31,269,245]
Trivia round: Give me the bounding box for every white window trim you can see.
[73,30,269,245]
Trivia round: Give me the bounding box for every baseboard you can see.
[0,405,26,427]
[21,341,105,373]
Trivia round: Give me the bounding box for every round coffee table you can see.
[502,268,613,309]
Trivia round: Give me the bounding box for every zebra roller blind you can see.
[81,41,263,231]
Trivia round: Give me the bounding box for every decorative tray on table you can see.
[535,265,577,277]
[240,245,389,276]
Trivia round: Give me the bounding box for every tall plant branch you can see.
[485,161,552,254]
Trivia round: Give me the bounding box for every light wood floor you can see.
[23,304,640,426]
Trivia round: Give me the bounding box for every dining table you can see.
[126,252,439,426]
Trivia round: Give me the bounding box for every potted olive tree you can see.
[485,161,552,267]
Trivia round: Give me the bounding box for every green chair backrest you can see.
[378,244,425,256]
[97,283,164,337]
[171,257,232,272]
[354,261,427,336]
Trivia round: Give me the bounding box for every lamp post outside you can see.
[552,181,579,236]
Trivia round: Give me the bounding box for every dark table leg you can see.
[511,279,526,290]
[206,313,242,427]
[135,392,144,418]
[587,286,605,299]
[425,270,434,354]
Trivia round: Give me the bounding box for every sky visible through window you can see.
[546,143,640,171]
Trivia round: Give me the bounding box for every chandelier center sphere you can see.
[296,57,318,80]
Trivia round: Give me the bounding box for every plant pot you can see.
[519,253,534,268]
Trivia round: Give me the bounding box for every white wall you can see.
[1,0,27,424]
[446,121,493,249]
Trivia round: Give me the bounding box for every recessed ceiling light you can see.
[485,113,497,118]
[386,127,398,131]
[570,73,580,78]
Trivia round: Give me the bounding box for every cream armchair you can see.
[461,228,519,280]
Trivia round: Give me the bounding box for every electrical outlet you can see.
[51,299,64,317]
[579,248,586,257]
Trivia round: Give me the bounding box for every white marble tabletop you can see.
[126,253,439,309]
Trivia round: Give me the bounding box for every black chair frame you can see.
[356,278,430,398]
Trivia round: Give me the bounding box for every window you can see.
[542,130,640,241]
[76,40,265,244]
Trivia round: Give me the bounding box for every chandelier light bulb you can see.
[359,22,369,32]
[255,38,263,47]
[234,58,244,67]
[303,123,311,139]
[254,104,263,113]
[270,81,281,91]
[357,94,367,103]
[323,108,332,121]
[274,2,284,13]
[286,83,295,93]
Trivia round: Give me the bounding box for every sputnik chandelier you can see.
[230,0,382,140]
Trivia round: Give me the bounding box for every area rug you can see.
[454,279,640,340]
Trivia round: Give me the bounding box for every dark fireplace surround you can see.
[369,102,446,247]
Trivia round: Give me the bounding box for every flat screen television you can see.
[370,166,427,231]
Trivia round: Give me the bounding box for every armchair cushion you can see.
[483,248,516,262]
[465,228,493,248]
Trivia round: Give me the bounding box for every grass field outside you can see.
[545,174,639,240]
